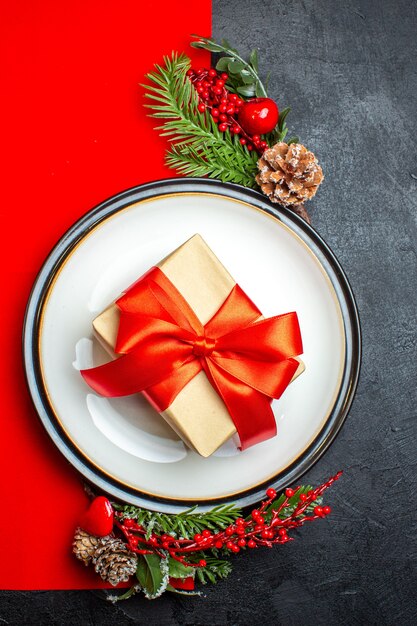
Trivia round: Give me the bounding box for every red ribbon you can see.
[81,268,303,450]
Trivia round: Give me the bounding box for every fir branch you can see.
[113,502,242,540]
[143,52,258,185]
[194,556,233,585]
[166,143,258,187]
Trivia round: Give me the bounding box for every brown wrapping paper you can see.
[92,234,304,457]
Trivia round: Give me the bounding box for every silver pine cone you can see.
[72,527,102,566]
[93,536,138,586]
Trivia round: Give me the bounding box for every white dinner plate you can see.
[23,179,360,512]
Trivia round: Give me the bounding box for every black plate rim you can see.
[23,178,361,512]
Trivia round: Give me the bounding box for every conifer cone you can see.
[256,142,323,207]
[93,536,138,586]
[72,527,102,566]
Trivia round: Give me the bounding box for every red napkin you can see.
[0,0,210,589]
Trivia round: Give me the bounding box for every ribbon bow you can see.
[81,267,303,450]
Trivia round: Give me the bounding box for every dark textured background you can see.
[2,0,416,623]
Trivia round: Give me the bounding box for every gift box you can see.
[81,235,304,457]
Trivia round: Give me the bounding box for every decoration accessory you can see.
[79,495,114,537]
[91,536,139,587]
[74,472,341,600]
[72,528,103,567]
[238,97,279,136]
[143,35,323,221]
[256,142,324,207]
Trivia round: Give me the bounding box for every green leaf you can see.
[166,584,201,597]
[278,106,291,130]
[136,554,165,596]
[237,84,256,97]
[240,69,256,84]
[228,59,245,74]
[190,40,223,52]
[265,70,271,91]
[168,557,195,580]
[216,56,232,71]
[255,82,264,97]
[249,48,259,71]
[106,585,140,603]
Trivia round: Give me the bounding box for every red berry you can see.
[261,529,270,539]
[229,94,238,102]
[225,526,234,536]
[198,103,206,113]
[231,544,240,553]
[219,104,227,113]
[226,540,234,550]
[221,73,229,80]
[236,527,245,535]
[314,506,324,516]
[162,541,169,549]
[226,105,235,115]
[247,144,253,151]
[236,518,245,525]
[251,510,261,520]
[213,87,223,95]
[196,85,204,94]
[211,108,220,117]
[219,113,228,122]
[129,536,139,548]
[216,79,225,88]
[238,538,246,547]
[220,97,228,104]
[232,125,241,134]
[215,540,224,549]
[124,518,134,528]
[238,97,279,135]
[260,141,268,149]
[208,68,217,78]
[254,524,263,532]
[248,539,256,548]
[323,506,332,515]
[202,90,209,100]
[196,68,204,75]
[240,137,247,145]
[194,533,202,543]
[236,99,243,107]
[199,559,207,567]
[186,69,194,76]
[278,528,287,537]
[266,488,276,499]
[202,529,211,538]
[218,123,228,131]
[149,536,158,545]
[299,494,307,502]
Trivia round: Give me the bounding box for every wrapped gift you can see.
[81,235,304,457]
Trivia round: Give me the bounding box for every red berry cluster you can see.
[115,472,341,569]
[186,67,268,154]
